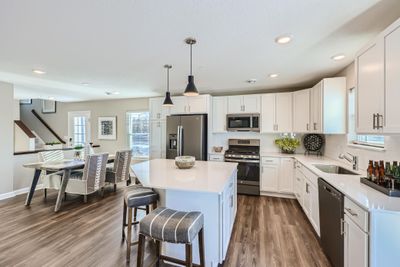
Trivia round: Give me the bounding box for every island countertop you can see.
[131,159,238,194]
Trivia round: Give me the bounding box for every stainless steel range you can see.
[224,139,260,195]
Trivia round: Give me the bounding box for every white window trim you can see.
[68,111,91,146]
[126,110,150,159]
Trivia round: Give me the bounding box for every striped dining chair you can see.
[65,153,109,203]
[106,150,132,191]
[38,150,65,199]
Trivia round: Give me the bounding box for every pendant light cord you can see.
[167,67,170,92]
[190,43,193,75]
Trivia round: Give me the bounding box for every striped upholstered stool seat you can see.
[137,207,205,267]
[124,185,158,208]
[140,207,204,244]
[123,184,159,263]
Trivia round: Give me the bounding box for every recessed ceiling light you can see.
[32,69,46,74]
[246,79,257,84]
[331,54,345,61]
[105,91,120,96]
[48,97,55,100]
[275,35,292,44]
[81,82,89,86]
[269,73,279,78]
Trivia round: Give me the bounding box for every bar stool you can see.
[137,207,205,267]
[122,185,158,263]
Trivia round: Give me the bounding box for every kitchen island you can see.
[131,159,238,267]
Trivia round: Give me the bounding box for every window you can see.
[348,88,384,148]
[68,111,91,147]
[126,112,150,158]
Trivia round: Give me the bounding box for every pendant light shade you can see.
[162,65,174,107]
[183,38,199,96]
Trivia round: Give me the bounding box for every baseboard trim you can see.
[0,184,44,201]
[260,191,296,199]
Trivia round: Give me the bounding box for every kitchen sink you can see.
[313,164,359,175]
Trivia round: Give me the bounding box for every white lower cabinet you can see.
[295,161,320,236]
[260,157,294,195]
[344,213,369,267]
[222,174,236,258]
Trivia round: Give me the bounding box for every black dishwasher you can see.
[318,178,344,267]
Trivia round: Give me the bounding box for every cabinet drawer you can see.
[209,154,225,162]
[262,157,280,165]
[344,197,369,232]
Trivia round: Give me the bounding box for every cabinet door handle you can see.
[313,122,317,130]
[372,113,377,129]
[261,166,264,173]
[345,207,358,217]
[340,218,345,235]
[306,123,309,131]
[188,105,191,113]
[377,113,383,129]
[306,183,309,193]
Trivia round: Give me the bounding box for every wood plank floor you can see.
[0,187,330,267]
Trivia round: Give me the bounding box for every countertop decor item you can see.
[213,146,223,153]
[175,156,196,169]
[274,136,300,154]
[303,134,324,156]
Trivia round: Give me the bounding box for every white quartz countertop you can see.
[261,153,400,212]
[131,159,238,194]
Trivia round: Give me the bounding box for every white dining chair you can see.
[38,150,65,198]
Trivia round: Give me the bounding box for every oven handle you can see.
[225,159,260,163]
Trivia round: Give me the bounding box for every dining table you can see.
[23,155,114,212]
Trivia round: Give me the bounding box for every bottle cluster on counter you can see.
[366,160,400,189]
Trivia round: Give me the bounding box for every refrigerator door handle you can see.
[179,125,184,156]
[176,125,181,157]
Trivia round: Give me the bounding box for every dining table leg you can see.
[25,169,42,206]
[54,169,71,212]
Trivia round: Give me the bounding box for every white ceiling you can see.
[1,0,400,102]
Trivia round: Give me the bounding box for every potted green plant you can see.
[274,136,300,154]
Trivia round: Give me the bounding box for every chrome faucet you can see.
[339,153,358,171]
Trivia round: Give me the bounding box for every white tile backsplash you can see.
[325,134,400,170]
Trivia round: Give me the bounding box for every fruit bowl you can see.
[175,156,195,169]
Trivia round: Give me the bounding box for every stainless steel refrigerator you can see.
[166,114,207,160]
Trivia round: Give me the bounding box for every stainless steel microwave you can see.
[226,114,260,132]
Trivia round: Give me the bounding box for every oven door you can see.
[226,158,260,195]
[227,115,251,131]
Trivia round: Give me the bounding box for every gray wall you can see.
[20,98,149,154]
[0,82,14,194]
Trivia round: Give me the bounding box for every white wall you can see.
[325,63,400,170]
[0,82,14,195]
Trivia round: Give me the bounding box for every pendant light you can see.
[183,37,199,96]
[162,64,174,106]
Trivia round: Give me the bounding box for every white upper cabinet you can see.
[383,23,400,133]
[261,93,292,133]
[149,97,170,120]
[150,120,166,159]
[212,96,228,133]
[170,95,210,115]
[356,42,384,134]
[275,93,293,133]
[315,77,346,134]
[293,89,311,133]
[260,94,275,132]
[356,18,400,134]
[227,95,260,114]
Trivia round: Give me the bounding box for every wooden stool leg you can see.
[146,205,150,214]
[153,201,157,210]
[126,207,132,262]
[122,200,127,241]
[113,183,117,192]
[137,233,146,267]
[155,240,161,267]
[44,188,47,199]
[198,228,205,267]
[133,208,138,221]
[185,243,193,267]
